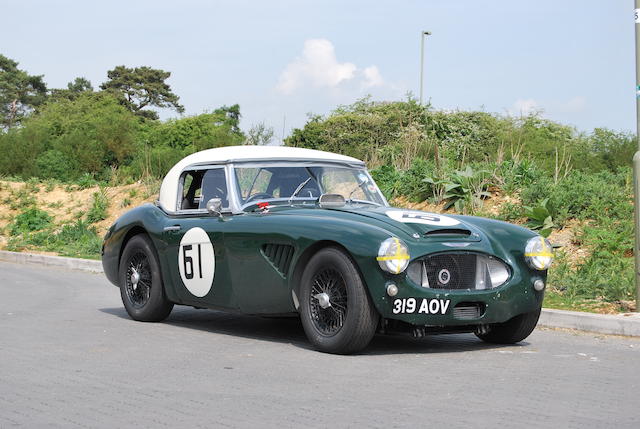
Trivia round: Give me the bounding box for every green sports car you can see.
[101,145,553,354]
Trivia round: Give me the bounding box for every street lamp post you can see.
[419,31,432,105]
[634,1,640,311]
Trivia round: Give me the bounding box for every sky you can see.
[2,0,636,140]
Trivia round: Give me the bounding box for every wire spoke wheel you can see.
[308,267,348,336]
[119,234,173,322]
[125,251,152,309]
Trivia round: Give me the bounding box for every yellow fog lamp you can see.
[525,237,554,270]
[377,237,410,274]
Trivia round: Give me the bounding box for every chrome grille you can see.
[406,252,510,290]
[453,302,485,320]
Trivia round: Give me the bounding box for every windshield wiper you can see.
[346,178,369,203]
[288,177,312,205]
[347,199,380,207]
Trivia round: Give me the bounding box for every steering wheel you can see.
[245,193,273,204]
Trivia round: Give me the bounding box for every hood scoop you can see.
[424,228,471,237]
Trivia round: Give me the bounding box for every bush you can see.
[394,158,435,201]
[551,169,631,225]
[523,198,555,237]
[9,208,52,235]
[36,150,77,181]
[0,93,246,183]
[7,219,102,259]
[370,164,403,200]
[0,93,139,181]
[438,166,492,214]
[496,159,546,194]
[86,189,109,223]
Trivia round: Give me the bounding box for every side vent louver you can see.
[261,244,295,277]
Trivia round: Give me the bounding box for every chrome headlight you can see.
[377,237,410,274]
[525,236,554,270]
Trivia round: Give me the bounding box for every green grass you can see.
[543,290,634,314]
[7,219,102,260]
[86,188,109,223]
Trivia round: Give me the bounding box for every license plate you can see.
[392,298,451,315]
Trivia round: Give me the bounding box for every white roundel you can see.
[178,227,215,297]
[385,210,460,226]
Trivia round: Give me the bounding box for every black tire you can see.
[119,234,173,322]
[299,247,378,354]
[475,306,541,344]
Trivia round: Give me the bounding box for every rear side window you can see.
[180,171,203,210]
[179,168,229,211]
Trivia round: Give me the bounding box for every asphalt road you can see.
[1,260,639,428]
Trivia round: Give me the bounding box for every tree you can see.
[0,92,139,179]
[67,77,93,93]
[0,54,47,129]
[100,65,184,120]
[49,77,94,102]
[213,104,242,135]
[245,122,275,145]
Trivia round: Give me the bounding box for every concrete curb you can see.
[0,250,103,273]
[1,250,639,337]
[538,308,640,337]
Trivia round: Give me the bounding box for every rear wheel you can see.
[119,234,173,322]
[299,247,378,354]
[475,307,541,344]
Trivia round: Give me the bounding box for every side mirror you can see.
[318,193,346,208]
[206,198,222,216]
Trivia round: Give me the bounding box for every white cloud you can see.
[509,98,541,116]
[276,39,384,94]
[561,96,587,113]
[362,66,384,88]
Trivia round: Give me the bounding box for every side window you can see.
[198,168,229,209]
[251,169,273,197]
[235,168,275,202]
[180,171,203,210]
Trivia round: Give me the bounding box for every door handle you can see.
[163,225,181,232]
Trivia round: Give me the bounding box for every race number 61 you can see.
[178,227,215,297]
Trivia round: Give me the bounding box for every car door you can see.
[161,166,237,309]
[220,165,315,314]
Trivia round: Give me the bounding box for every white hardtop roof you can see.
[175,145,363,166]
[158,145,364,213]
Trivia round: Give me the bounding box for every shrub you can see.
[0,93,140,181]
[9,208,52,235]
[548,169,631,225]
[397,158,434,202]
[370,165,403,200]
[36,150,76,181]
[440,166,492,214]
[7,219,102,259]
[523,198,555,237]
[86,189,109,223]
[497,159,546,194]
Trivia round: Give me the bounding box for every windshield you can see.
[234,164,387,208]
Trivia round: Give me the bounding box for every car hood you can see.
[331,206,484,241]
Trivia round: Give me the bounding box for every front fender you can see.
[101,204,168,287]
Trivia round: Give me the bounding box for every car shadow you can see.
[99,307,527,355]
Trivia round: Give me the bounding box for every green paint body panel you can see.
[102,202,545,327]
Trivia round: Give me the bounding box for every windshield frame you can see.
[230,161,388,211]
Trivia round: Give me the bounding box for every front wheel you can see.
[475,307,541,344]
[299,247,378,354]
[119,234,173,322]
